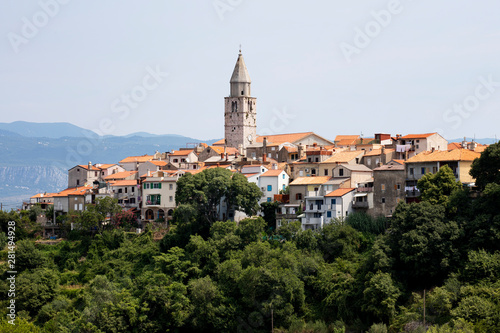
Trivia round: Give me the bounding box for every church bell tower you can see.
[224,50,257,149]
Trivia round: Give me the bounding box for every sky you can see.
[1,0,499,141]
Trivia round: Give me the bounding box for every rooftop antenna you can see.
[239,44,242,54]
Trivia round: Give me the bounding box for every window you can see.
[296,193,302,200]
[76,179,80,186]
[299,171,304,176]
[77,168,80,172]
[308,158,312,162]
[291,167,294,172]
[118,189,122,193]
[267,185,272,191]
[282,174,285,179]
[95,171,98,176]
[311,169,316,175]
[416,139,420,143]
[327,211,332,218]
[125,187,128,193]
[331,198,336,205]
[74,204,77,210]
[173,159,178,163]
[375,158,380,165]
[315,157,319,162]
[130,198,135,204]
[267,197,271,202]
[410,168,414,176]
[339,168,344,176]
[367,158,371,166]
[169,196,173,202]
[324,169,328,176]
[416,145,419,149]
[381,184,386,191]
[181,158,186,162]
[132,187,135,193]
[314,187,319,191]
[169,184,173,190]
[381,197,386,203]
[397,183,401,190]
[432,166,438,173]
[282,184,286,191]
[421,167,425,175]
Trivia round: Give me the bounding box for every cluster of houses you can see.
[24,133,486,236]
[22,51,490,236]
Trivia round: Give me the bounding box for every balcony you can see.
[357,187,373,193]
[146,200,161,206]
[301,217,323,226]
[405,190,421,198]
[352,200,369,208]
[305,204,325,212]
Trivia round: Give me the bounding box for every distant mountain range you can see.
[448,138,498,145]
[0,121,220,210]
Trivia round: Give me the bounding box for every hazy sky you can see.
[1,1,499,141]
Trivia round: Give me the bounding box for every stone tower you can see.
[224,50,257,149]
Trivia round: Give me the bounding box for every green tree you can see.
[260,201,280,231]
[362,271,400,322]
[175,168,261,225]
[417,165,462,206]
[388,202,461,286]
[17,268,60,316]
[470,141,500,190]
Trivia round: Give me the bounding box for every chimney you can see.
[263,137,268,155]
[462,137,467,149]
[147,170,151,177]
[225,153,228,161]
[238,144,244,156]
[88,161,92,171]
[220,152,224,160]
[263,154,267,162]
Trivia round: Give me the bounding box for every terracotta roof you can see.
[208,146,239,155]
[335,135,359,146]
[75,164,101,171]
[212,139,225,145]
[199,143,208,148]
[109,180,138,187]
[149,160,168,166]
[321,151,364,164]
[364,149,382,157]
[31,193,56,199]
[289,176,331,186]
[244,173,259,178]
[284,146,298,153]
[261,170,285,177]
[325,188,355,197]
[448,142,462,150]
[391,159,405,165]
[53,186,93,197]
[96,164,116,169]
[257,132,314,144]
[119,155,154,163]
[339,164,373,172]
[401,133,436,139]
[103,171,138,180]
[406,149,480,163]
[170,150,193,156]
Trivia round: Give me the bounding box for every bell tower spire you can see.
[224,50,257,150]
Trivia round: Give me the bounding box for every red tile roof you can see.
[109,180,138,187]
[325,188,355,197]
[261,170,285,177]
[169,150,193,156]
[119,155,154,163]
[401,133,436,139]
[257,132,314,144]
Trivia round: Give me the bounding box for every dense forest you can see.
[0,143,500,332]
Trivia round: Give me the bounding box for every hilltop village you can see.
[25,52,488,237]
